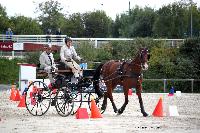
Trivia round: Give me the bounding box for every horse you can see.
[93,48,150,117]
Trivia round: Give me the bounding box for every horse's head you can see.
[138,48,150,70]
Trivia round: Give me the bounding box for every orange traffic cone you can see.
[9,87,16,100]
[13,89,21,101]
[76,108,89,119]
[152,97,163,117]
[128,89,132,95]
[18,95,26,107]
[90,99,102,118]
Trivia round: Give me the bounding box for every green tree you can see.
[178,38,200,78]
[36,0,64,33]
[83,10,112,37]
[153,2,200,38]
[63,13,85,37]
[111,15,122,37]
[115,6,156,37]
[0,4,10,33]
[10,16,42,35]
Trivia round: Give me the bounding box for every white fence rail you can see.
[144,79,200,93]
[0,34,185,59]
[0,34,185,47]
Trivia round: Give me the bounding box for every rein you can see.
[99,60,143,84]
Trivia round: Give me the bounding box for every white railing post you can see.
[12,51,14,59]
[191,79,194,93]
[95,39,98,48]
[163,79,166,93]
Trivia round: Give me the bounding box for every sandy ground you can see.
[0,87,200,133]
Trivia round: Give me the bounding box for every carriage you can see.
[24,61,105,117]
[24,48,150,117]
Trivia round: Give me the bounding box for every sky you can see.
[0,0,199,20]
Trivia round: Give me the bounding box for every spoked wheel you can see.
[88,93,105,114]
[55,87,74,117]
[25,81,51,116]
[70,90,82,115]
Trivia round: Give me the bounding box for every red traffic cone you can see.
[18,95,26,107]
[13,89,21,101]
[128,89,132,95]
[76,108,89,119]
[10,87,16,100]
[90,99,102,118]
[152,97,163,117]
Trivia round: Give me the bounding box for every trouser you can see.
[44,66,54,83]
[64,59,83,78]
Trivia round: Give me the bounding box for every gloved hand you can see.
[51,66,56,72]
[65,58,72,62]
[80,58,85,63]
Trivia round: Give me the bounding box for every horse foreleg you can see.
[118,93,128,115]
[107,91,118,113]
[118,88,129,114]
[136,91,148,117]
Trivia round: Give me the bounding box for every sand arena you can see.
[0,87,200,133]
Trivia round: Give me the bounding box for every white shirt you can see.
[39,51,56,68]
[60,45,81,62]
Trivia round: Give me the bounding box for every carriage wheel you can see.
[25,81,51,116]
[88,93,105,114]
[55,87,74,117]
[69,89,83,115]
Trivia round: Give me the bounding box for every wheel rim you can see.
[25,81,51,116]
[55,88,74,117]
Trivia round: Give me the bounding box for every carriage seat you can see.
[36,62,73,77]
[36,64,48,78]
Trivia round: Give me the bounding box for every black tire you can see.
[55,87,74,117]
[25,81,51,116]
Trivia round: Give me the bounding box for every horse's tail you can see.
[93,63,104,98]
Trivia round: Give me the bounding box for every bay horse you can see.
[93,48,150,117]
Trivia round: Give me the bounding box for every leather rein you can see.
[101,59,144,83]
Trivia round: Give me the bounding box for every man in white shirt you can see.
[60,37,83,79]
[39,44,57,83]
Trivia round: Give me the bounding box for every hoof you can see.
[100,109,106,114]
[114,109,118,113]
[101,104,107,111]
[143,112,148,117]
[117,109,123,115]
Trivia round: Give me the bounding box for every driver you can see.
[60,37,83,80]
[39,44,57,84]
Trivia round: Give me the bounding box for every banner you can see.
[0,42,13,51]
[13,43,24,50]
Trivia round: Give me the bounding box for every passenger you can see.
[39,44,57,84]
[60,37,83,80]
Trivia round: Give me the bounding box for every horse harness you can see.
[102,60,142,83]
[117,61,142,82]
